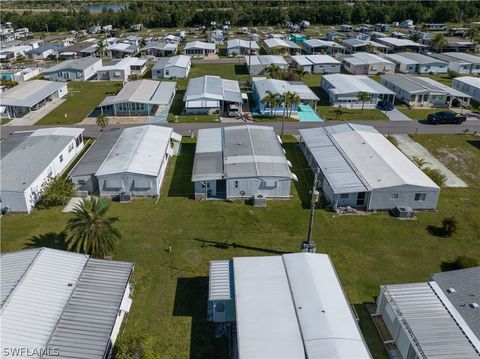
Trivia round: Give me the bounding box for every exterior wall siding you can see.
[225,177,291,199]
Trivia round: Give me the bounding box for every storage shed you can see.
[1,247,134,359]
[208,253,371,359]
[1,127,84,213]
[192,125,296,200]
[300,124,440,210]
[70,125,181,197]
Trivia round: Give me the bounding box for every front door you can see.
[357,192,366,207]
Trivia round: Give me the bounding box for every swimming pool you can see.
[298,104,324,122]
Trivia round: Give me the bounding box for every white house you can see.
[1,80,68,118]
[1,247,134,359]
[246,55,289,75]
[342,52,395,75]
[291,55,341,74]
[375,37,427,52]
[321,74,395,108]
[151,55,191,79]
[300,124,440,211]
[192,126,296,200]
[106,42,139,58]
[140,42,178,57]
[385,52,448,74]
[452,76,480,103]
[431,53,478,74]
[381,74,471,108]
[226,39,260,56]
[0,127,84,213]
[264,38,300,55]
[0,44,32,61]
[96,58,147,81]
[26,44,63,60]
[208,253,371,358]
[302,39,345,55]
[183,75,242,115]
[440,52,480,74]
[43,57,102,81]
[184,41,216,57]
[73,125,181,197]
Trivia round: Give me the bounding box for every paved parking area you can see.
[5,99,66,126]
[385,109,413,122]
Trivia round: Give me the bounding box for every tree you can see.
[466,25,480,42]
[411,156,429,169]
[96,113,109,129]
[261,90,279,118]
[357,91,370,113]
[114,334,158,359]
[265,64,281,79]
[365,42,374,53]
[422,167,446,187]
[431,33,448,53]
[0,78,19,89]
[37,176,75,209]
[441,216,458,237]
[97,40,105,58]
[409,32,421,43]
[64,196,122,258]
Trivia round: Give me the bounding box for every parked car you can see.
[427,111,466,124]
[228,104,240,118]
[377,100,394,111]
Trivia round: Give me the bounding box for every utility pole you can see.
[301,171,319,253]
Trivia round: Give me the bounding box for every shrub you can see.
[386,135,398,147]
[441,256,479,271]
[447,70,459,79]
[441,216,458,237]
[113,334,159,359]
[422,167,446,187]
[36,176,75,209]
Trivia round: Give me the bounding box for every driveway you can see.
[5,99,66,126]
[385,109,413,122]
[392,134,468,187]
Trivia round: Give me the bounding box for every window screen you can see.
[133,178,152,190]
[105,179,123,189]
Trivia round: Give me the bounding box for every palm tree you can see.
[357,91,370,113]
[96,113,109,129]
[261,90,278,118]
[265,64,281,79]
[64,196,121,258]
[365,42,374,53]
[97,40,105,59]
[288,93,301,119]
[431,33,448,53]
[412,156,429,169]
[466,26,480,42]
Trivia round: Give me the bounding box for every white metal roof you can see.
[264,38,300,49]
[99,80,176,106]
[233,256,305,359]
[322,74,394,96]
[184,75,242,103]
[381,282,480,358]
[392,52,447,66]
[98,57,146,72]
[227,39,260,50]
[343,52,394,66]
[152,55,191,70]
[95,125,179,177]
[444,52,480,64]
[454,76,480,89]
[208,260,233,301]
[300,124,439,192]
[247,55,289,67]
[283,253,371,358]
[377,37,426,48]
[233,253,371,359]
[44,56,101,73]
[184,41,216,50]
[303,39,345,49]
[253,77,319,101]
[0,80,67,107]
[291,55,341,66]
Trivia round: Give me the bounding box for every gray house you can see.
[192,125,296,201]
[152,55,191,79]
[43,57,102,81]
[140,42,178,57]
[300,124,440,211]
[385,52,448,74]
[70,125,181,197]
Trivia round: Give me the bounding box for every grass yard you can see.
[188,63,249,83]
[37,81,119,125]
[2,135,480,358]
[317,106,388,121]
[397,107,439,121]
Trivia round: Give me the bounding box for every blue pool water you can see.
[298,104,324,122]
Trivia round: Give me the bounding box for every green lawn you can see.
[2,135,480,358]
[37,81,119,125]
[317,106,388,121]
[188,63,249,83]
[397,107,439,121]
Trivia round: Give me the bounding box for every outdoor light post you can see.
[301,171,319,253]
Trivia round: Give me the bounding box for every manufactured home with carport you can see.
[43,56,102,81]
[227,39,260,56]
[0,127,84,213]
[302,39,345,55]
[300,124,440,210]
[381,74,471,108]
[1,80,68,118]
[263,38,300,55]
[70,125,181,197]
[246,55,289,75]
[208,253,371,358]
[321,74,395,108]
[96,57,147,81]
[291,55,341,74]
[192,125,296,200]
[184,41,216,57]
[341,52,395,75]
[1,247,134,359]
[98,80,176,120]
[183,75,242,115]
[140,42,178,57]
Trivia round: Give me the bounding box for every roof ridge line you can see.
[95,128,125,175]
[246,126,260,177]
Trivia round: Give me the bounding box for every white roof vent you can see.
[447,288,456,293]
[469,303,479,309]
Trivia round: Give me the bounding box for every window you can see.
[414,193,426,201]
[234,181,239,189]
[76,72,82,78]
[59,154,63,162]
[68,143,74,153]
[340,193,349,199]
[391,193,399,199]
[78,180,86,185]
[105,179,123,190]
[165,69,170,75]
[133,178,152,190]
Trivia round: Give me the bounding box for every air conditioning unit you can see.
[252,194,266,207]
[118,192,131,203]
[390,206,415,219]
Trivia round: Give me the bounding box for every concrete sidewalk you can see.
[393,134,468,187]
[385,109,413,122]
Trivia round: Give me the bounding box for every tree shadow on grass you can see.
[234,63,248,75]
[168,143,195,198]
[426,225,447,237]
[173,277,228,359]
[467,140,480,151]
[440,260,460,272]
[194,238,290,255]
[25,232,67,250]
[353,302,390,359]
[283,141,314,209]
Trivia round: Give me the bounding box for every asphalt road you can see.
[2,120,480,139]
